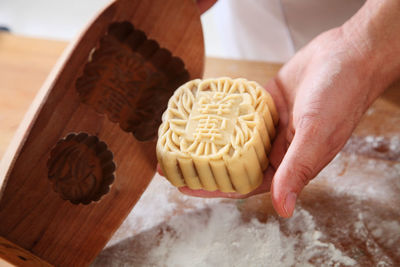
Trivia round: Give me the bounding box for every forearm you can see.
[342,0,400,102]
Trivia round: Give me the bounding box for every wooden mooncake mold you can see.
[157,78,279,194]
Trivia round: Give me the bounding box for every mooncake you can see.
[157,78,278,194]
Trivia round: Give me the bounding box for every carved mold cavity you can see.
[76,21,190,141]
[47,133,115,205]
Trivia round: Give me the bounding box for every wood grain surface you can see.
[1,31,400,265]
[0,0,204,266]
[0,237,52,267]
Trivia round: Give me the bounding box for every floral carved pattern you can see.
[158,78,276,159]
[76,21,189,141]
[156,78,279,194]
[47,133,115,205]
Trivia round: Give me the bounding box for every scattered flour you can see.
[95,130,400,266]
[316,133,400,201]
[95,198,356,266]
[390,136,400,151]
[147,204,355,267]
[106,176,221,248]
[351,212,400,266]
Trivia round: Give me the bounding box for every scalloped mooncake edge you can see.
[157,77,278,194]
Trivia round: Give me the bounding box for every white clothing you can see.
[203,0,365,62]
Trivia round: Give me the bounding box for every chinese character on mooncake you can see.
[157,78,279,194]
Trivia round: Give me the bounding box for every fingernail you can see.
[284,192,297,217]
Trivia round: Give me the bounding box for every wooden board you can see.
[0,237,52,267]
[0,0,204,265]
[1,34,400,265]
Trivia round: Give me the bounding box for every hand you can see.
[269,0,400,217]
[158,27,377,211]
[268,27,379,217]
[157,0,400,217]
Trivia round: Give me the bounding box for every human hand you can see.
[158,27,379,211]
[269,0,400,217]
[157,0,400,217]
[267,27,381,218]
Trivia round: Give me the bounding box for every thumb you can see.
[271,122,329,218]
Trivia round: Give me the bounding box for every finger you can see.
[197,0,217,14]
[268,122,290,170]
[178,167,274,198]
[271,123,327,218]
[264,78,290,170]
[156,164,164,176]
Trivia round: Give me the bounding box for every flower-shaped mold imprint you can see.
[157,78,279,194]
[47,133,116,204]
[76,21,190,141]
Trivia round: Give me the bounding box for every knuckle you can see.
[294,162,314,187]
[296,112,322,136]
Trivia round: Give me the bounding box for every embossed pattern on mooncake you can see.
[157,78,278,194]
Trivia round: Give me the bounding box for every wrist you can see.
[341,0,400,102]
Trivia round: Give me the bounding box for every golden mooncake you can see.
[157,78,278,194]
